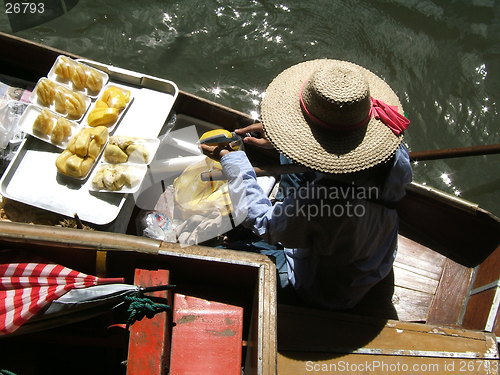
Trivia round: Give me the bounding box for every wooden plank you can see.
[495,304,500,337]
[398,184,500,268]
[393,264,439,294]
[396,235,447,280]
[392,235,451,322]
[393,259,441,281]
[473,245,500,289]
[392,286,433,322]
[277,304,498,355]
[169,293,243,375]
[427,258,473,326]
[462,288,497,331]
[126,269,172,375]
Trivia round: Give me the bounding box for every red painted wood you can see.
[126,268,171,375]
[170,293,243,375]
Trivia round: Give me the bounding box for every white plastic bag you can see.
[0,99,26,150]
[173,156,233,219]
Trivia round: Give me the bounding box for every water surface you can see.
[1,0,499,215]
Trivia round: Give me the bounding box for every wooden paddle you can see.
[200,143,500,181]
[409,143,500,161]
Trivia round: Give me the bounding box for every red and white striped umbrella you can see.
[0,250,124,335]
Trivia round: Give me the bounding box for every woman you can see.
[201,59,412,316]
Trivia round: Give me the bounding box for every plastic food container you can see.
[30,78,91,121]
[55,126,109,180]
[47,55,109,98]
[103,136,160,165]
[88,163,147,193]
[81,84,134,132]
[17,104,82,149]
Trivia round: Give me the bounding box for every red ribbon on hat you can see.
[369,98,410,136]
[299,84,410,135]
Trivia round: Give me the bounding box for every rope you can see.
[0,370,17,375]
[125,295,170,327]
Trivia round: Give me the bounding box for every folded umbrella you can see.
[0,249,126,335]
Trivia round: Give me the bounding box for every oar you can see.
[408,143,500,161]
[200,143,500,181]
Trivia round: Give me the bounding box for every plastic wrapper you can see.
[0,99,26,150]
[173,157,232,220]
[0,99,27,174]
[136,210,177,242]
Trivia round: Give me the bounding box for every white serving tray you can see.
[0,61,178,225]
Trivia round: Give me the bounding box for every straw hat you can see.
[260,59,409,174]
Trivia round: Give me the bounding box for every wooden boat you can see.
[0,32,499,374]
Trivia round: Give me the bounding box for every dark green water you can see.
[1,0,499,216]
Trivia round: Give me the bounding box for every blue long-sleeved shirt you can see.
[220,146,412,309]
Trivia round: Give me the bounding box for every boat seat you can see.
[393,234,473,323]
[395,235,500,341]
[169,293,244,375]
[126,268,172,375]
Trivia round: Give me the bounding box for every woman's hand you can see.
[200,143,233,161]
[235,122,274,149]
[201,122,274,160]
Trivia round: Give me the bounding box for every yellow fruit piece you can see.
[105,144,129,163]
[36,79,55,106]
[65,91,86,118]
[88,107,119,127]
[75,130,91,158]
[87,139,101,160]
[86,69,103,92]
[51,118,72,144]
[64,154,84,177]
[54,56,75,80]
[33,110,54,136]
[81,157,95,176]
[101,86,130,110]
[88,126,109,146]
[71,64,88,90]
[107,96,129,110]
[54,88,67,114]
[125,144,149,163]
[95,100,108,109]
[55,150,73,174]
[57,118,72,137]
[110,136,134,149]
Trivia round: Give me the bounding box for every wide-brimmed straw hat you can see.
[260,59,410,174]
